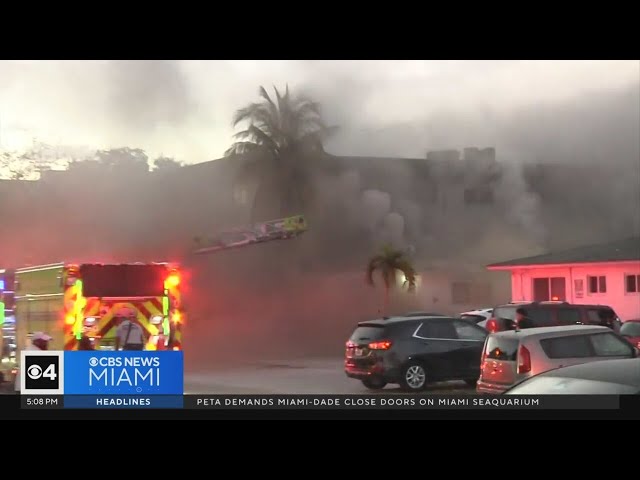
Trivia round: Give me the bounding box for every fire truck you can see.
[0,269,17,383]
[13,262,183,350]
[0,215,308,385]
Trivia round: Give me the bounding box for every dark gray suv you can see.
[344,316,487,391]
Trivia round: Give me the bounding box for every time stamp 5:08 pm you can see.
[23,397,61,407]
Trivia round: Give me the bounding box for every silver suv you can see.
[476,325,637,394]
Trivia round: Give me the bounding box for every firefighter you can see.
[28,332,52,350]
[514,308,534,329]
[115,310,146,351]
[78,333,94,351]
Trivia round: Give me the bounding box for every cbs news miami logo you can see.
[20,350,183,395]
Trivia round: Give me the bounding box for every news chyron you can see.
[20,351,184,409]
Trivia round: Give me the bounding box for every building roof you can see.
[487,237,640,269]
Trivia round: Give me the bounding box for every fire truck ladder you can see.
[191,214,308,255]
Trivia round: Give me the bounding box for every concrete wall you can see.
[414,268,510,315]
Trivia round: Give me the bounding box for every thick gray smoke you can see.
[494,162,545,244]
[107,60,193,130]
[318,81,639,256]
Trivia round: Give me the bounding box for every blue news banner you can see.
[20,351,184,409]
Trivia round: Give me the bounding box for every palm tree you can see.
[225,85,337,220]
[366,244,417,315]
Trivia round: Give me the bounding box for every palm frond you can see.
[365,255,384,286]
[380,264,395,289]
[249,108,282,138]
[259,86,279,123]
[276,85,297,143]
[232,129,253,140]
[366,244,418,292]
[226,84,336,195]
[258,86,275,108]
[225,142,260,157]
[294,99,322,119]
[395,259,417,291]
[249,125,279,152]
[232,103,264,127]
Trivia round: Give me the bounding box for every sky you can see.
[0,60,638,164]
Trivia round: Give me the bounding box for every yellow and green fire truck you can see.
[9,262,184,354]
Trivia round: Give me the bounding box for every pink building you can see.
[487,237,640,321]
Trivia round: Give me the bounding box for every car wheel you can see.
[400,362,428,391]
[361,378,387,390]
[464,378,477,387]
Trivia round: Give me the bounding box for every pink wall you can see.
[509,261,640,321]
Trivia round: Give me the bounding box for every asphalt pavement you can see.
[184,358,474,394]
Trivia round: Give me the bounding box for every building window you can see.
[532,277,566,301]
[626,274,640,293]
[587,275,607,294]
[232,184,250,205]
[451,282,471,305]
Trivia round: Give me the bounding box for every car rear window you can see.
[587,308,616,323]
[621,322,640,337]
[540,335,593,358]
[350,325,387,342]
[540,332,634,359]
[528,309,554,327]
[590,333,634,356]
[460,314,484,324]
[495,305,557,327]
[484,336,519,361]
[494,306,516,320]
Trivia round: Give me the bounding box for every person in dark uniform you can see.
[598,309,621,332]
[515,308,534,329]
[78,333,94,350]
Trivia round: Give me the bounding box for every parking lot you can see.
[184,358,475,394]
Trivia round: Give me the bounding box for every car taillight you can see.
[487,318,498,333]
[368,340,392,350]
[346,340,356,348]
[517,344,531,374]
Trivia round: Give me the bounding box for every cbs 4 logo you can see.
[24,355,60,390]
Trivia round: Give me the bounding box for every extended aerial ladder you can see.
[191,214,308,255]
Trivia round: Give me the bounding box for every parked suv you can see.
[344,316,487,391]
[476,325,637,394]
[459,308,493,327]
[485,301,620,333]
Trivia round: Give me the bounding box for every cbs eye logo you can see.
[24,356,59,390]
